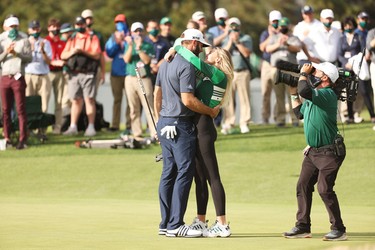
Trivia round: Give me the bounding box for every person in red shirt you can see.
[45,18,67,134]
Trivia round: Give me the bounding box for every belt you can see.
[310,144,334,152]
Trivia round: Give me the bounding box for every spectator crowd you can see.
[1,6,375,150]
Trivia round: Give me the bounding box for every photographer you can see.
[283,62,347,241]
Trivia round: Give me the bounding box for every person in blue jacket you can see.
[105,14,131,132]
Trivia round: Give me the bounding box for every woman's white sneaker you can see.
[189,217,208,235]
[206,220,231,237]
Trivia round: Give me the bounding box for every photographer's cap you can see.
[269,10,282,22]
[312,62,339,83]
[131,22,144,32]
[180,28,211,47]
[320,9,334,19]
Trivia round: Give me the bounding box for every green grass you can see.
[1,122,375,249]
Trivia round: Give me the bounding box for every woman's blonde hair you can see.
[212,47,233,106]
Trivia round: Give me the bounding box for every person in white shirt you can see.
[303,9,342,64]
[293,5,321,64]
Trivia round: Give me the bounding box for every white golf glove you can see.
[160,125,177,139]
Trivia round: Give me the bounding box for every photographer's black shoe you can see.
[323,230,347,241]
[283,227,312,238]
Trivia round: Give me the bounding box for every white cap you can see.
[180,28,211,47]
[269,10,282,22]
[228,17,241,26]
[4,16,19,27]
[312,62,339,83]
[192,11,205,22]
[320,9,334,19]
[81,9,93,19]
[131,22,144,32]
[214,8,228,20]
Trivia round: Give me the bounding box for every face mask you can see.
[308,74,322,88]
[76,27,86,33]
[149,28,159,37]
[87,23,93,28]
[280,27,289,34]
[116,22,127,32]
[8,28,18,41]
[271,23,278,29]
[60,34,71,42]
[344,28,353,33]
[359,21,367,29]
[30,32,41,39]
[217,19,225,27]
[52,30,60,36]
[323,22,332,28]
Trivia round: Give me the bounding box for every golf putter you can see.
[135,67,163,162]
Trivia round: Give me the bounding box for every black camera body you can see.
[274,60,358,102]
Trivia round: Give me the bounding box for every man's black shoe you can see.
[283,227,312,238]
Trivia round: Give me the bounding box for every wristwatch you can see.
[300,72,308,77]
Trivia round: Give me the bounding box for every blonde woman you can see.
[166,45,233,237]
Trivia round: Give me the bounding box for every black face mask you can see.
[217,19,225,27]
[76,27,86,33]
[52,30,60,36]
[308,74,322,88]
[280,27,289,34]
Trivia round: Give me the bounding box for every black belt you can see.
[310,144,334,152]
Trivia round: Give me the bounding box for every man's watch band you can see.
[300,72,308,77]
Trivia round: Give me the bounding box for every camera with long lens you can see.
[274,60,358,102]
[274,70,300,87]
